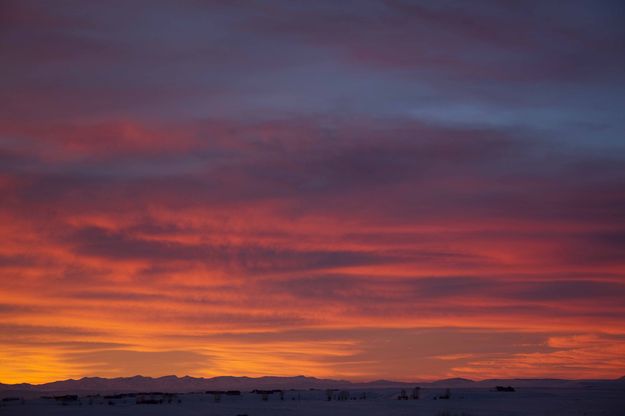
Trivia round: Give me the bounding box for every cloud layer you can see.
[1,0,624,383]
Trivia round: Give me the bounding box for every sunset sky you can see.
[1,0,625,384]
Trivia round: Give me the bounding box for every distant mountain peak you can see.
[440,377,474,382]
[1,375,623,394]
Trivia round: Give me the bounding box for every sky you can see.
[1,0,625,384]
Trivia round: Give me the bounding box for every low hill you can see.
[1,374,623,395]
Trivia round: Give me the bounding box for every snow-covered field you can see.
[1,387,623,416]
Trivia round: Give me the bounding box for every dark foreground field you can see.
[1,387,624,416]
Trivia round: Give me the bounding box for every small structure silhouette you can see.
[252,389,282,401]
[326,389,335,401]
[495,385,515,392]
[397,389,409,400]
[411,387,421,399]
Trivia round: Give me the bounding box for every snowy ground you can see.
[1,387,623,416]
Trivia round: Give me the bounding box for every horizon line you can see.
[3,373,624,387]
